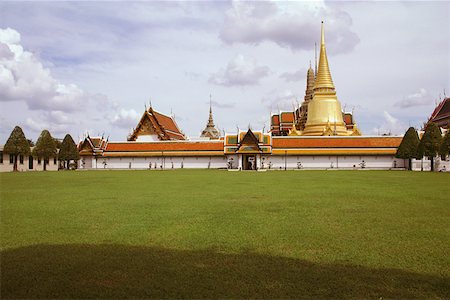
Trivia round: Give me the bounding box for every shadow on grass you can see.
[1,244,449,299]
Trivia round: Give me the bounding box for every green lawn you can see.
[1,170,449,298]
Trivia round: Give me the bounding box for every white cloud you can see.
[110,108,140,129]
[371,111,407,136]
[210,100,235,109]
[262,89,298,111]
[23,116,70,137]
[219,1,359,53]
[0,27,21,44]
[394,88,431,108]
[0,27,86,112]
[279,68,306,82]
[0,27,132,140]
[209,54,270,86]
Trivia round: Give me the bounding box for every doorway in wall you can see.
[28,156,33,170]
[242,155,256,170]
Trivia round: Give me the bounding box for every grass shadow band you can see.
[1,244,449,298]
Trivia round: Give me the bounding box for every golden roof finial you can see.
[321,21,325,45]
[314,21,335,91]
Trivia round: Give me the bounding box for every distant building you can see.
[0,145,58,172]
[200,102,220,139]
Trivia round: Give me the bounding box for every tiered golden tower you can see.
[302,22,352,136]
[297,64,315,131]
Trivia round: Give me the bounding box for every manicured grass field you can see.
[1,170,449,298]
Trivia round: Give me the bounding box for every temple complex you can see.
[75,22,408,171]
[271,22,360,137]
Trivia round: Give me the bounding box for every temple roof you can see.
[280,112,295,123]
[128,107,185,141]
[428,97,450,128]
[272,136,401,149]
[105,141,223,152]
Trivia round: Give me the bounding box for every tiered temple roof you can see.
[427,97,450,129]
[128,107,185,141]
[200,102,220,139]
[103,140,224,157]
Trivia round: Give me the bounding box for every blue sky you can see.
[0,1,449,142]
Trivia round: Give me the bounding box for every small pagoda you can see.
[200,101,220,139]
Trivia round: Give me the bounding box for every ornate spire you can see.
[206,94,215,127]
[305,65,315,102]
[201,96,220,139]
[302,22,351,136]
[314,21,335,92]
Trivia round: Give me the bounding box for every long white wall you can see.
[261,155,405,170]
[76,154,450,171]
[88,156,229,169]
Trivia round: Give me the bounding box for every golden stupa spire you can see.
[302,21,352,136]
[314,21,335,91]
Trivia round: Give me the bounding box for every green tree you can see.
[32,130,57,171]
[418,123,442,171]
[54,138,62,149]
[3,126,30,171]
[440,130,450,160]
[58,134,80,170]
[396,127,420,170]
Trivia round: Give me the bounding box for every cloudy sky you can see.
[0,1,449,142]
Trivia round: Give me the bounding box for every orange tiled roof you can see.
[344,114,353,125]
[280,112,294,123]
[271,115,280,125]
[105,141,224,152]
[153,111,183,137]
[272,136,402,148]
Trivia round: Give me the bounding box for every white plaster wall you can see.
[227,154,238,169]
[100,156,228,169]
[0,153,58,172]
[136,135,160,142]
[261,155,404,170]
[74,153,408,171]
[412,157,449,172]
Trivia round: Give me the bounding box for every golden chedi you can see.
[302,22,351,136]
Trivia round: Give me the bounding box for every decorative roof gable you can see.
[237,129,261,153]
[128,107,185,141]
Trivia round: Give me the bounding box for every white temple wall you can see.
[261,155,405,170]
[411,157,449,172]
[96,156,228,169]
[76,154,412,171]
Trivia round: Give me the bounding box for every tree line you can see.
[396,123,450,171]
[3,126,80,171]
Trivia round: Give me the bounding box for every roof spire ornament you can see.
[314,21,335,91]
[200,95,220,139]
